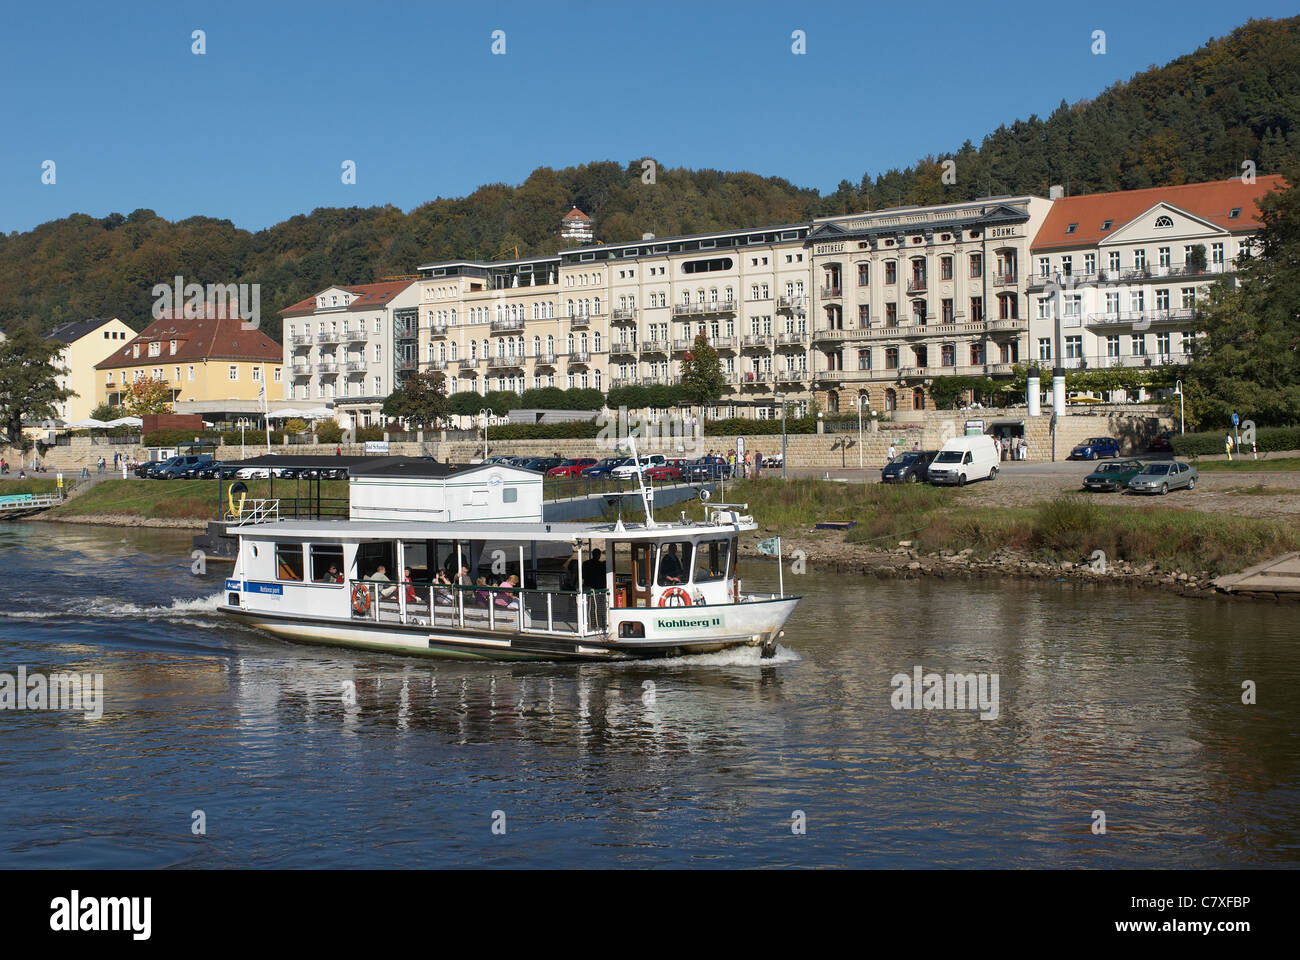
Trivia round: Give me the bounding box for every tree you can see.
[123,376,173,416]
[381,371,449,428]
[0,322,74,444]
[1188,166,1300,427]
[679,333,725,419]
[90,401,125,421]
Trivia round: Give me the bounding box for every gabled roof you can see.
[95,307,283,369]
[48,316,123,345]
[1032,176,1288,251]
[278,279,417,318]
[562,207,591,222]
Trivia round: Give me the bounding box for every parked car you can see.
[927,435,999,486]
[683,456,729,481]
[1069,436,1121,460]
[180,457,219,479]
[1082,458,1145,492]
[611,453,667,479]
[1148,431,1174,453]
[139,456,181,478]
[513,456,565,473]
[881,450,938,484]
[581,457,631,478]
[1127,461,1198,495]
[478,455,516,466]
[157,455,213,479]
[644,459,688,481]
[547,458,597,478]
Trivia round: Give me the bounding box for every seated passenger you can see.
[371,564,397,600]
[321,563,344,584]
[474,576,492,606]
[658,543,684,584]
[495,574,520,609]
[403,567,417,604]
[433,569,454,605]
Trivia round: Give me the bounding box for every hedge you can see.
[1170,425,1300,457]
[144,429,286,447]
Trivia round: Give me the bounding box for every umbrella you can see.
[302,407,336,420]
[66,418,109,429]
[266,408,305,420]
[104,416,143,427]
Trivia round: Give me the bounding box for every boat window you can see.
[357,541,396,579]
[694,538,730,583]
[275,544,304,581]
[656,540,693,585]
[503,487,518,503]
[310,544,344,583]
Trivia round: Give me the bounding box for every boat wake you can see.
[8,593,225,629]
[628,643,802,668]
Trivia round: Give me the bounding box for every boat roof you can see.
[233,516,753,542]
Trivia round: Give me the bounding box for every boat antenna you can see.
[626,435,656,529]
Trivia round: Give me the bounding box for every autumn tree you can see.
[123,376,174,416]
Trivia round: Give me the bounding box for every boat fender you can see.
[657,586,692,607]
[351,583,371,616]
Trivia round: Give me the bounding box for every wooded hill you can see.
[2,16,1296,343]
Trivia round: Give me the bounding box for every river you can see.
[1,521,1296,868]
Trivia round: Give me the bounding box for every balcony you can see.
[341,360,365,374]
[820,286,842,299]
[289,334,311,347]
[1061,352,1193,371]
[711,336,737,351]
[776,296,807,314]
[396,357,417,372]
[991,272,1018,287]
[345,326,368,341]
[897,366,930,379]
[569,351,590,365]
[639,339,668,354]
[986,318,1028,334]
[813,370,856,383]
[775,368,806,382]
[906,278,927,294]
[609,342,637,356]
[671,339,695,353]
[487,356,523,369]
[490,318,525,333]
[672,300,738,318]
[535,353,559,366]
[610,377,639,389]
[1086,308,1197,327]
[316,330,341,344]
[316,360,338,374]
[775,332,807,347]
[569,314,591,328]
[291,363,311,377]
[742,334,771,349]
[611,308,637,322]
[428,323,448,337]
[422,360,449,371]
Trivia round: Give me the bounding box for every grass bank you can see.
[705,478,1300,577]
[47,478,350,521]
[1194,457,1300,473]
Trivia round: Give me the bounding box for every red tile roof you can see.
[1032,176,1288,251]
[96,306,283,369]
[278,279,417,318]
[562,207,591,221]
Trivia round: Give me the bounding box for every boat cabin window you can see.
[693,538,730,583]
[310,544,345,584]
[357,541,396,580]
[275,543,304,581]
[656,540,693,585]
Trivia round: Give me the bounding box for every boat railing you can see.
[350,579,608,638]
[226,498,280,524]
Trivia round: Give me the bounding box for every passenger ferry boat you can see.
[217,454,799,661]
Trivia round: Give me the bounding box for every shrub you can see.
[316,420,343,444]
[1171,425,1300,457]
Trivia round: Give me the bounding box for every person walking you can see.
[1225,433,1234,461]
[887,442,897,462]
[753,448,762,479]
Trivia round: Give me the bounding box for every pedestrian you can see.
[335,446,341,456]
[743,451,751,478]
[912,441,920,452]
[754,448,762,479]
[887,442,897,462]
[1225,433,1234,461]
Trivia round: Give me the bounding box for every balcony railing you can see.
[345,327,368,341]
[1086,308,1197,326]
[611,308,637,322]
[1058,352,1193,370]
[316,330,341,343]
[776,332,808,346]
[569,315,592,327]
[776,296,807,313]
[487,356,523,369]
[610,378,639,389]
[609,342,637,355]
[289,334,311,346]
[341,360,365,374]
[291,363,311,377]
[711,336,737,351]
[535,353,559,366]
[396,357,417,372]
[906,278,927,294]
[992,272,1017,287]
[820,286,842,299]
[490,318,525,332]
[671,339,695,352]
[569,351,590,364]
[639,339,668,353]
[672,300,738,317]
[742,335,771,348]
[775,368,805,381]
[316,360,338,374]
[428,323,448,337]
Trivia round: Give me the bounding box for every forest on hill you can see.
[1,16,1296,343]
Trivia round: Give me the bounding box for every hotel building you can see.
[48,316,137,422]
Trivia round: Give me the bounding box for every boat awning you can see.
[230,517,753,543]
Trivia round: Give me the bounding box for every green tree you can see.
[381,371,449,428]
[679,333,725,420]
[0,322,73,444]
[90,401,125,421]
[1188,166,1300,426]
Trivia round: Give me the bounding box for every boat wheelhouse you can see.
[219,504,799,661]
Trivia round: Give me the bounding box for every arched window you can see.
[567,333,575,353]
[884,388,897,411]
[533,335,541,357]
[469,341,477,360]
[592,297,601,315]
[593,332,602,352]
[913,387,926,410]
[566,299,574,317]
[450,309,457,324]
[546,334,555,356]
[1154,215,1173,228]
[449,341,457,360]
[517,336,525,357]
[497,338,506,358]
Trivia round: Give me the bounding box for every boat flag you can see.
[757,537,780,556]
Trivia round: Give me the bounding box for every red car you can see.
[546,458,597,478]
[643,459,688,481]
[1147,432,1174,453]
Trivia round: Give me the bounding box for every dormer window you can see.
[132,344,140,358]
[169,339,177,354]
[1065,223,1078,234]
[1100,220,1113,231]
[148,341,161,357]
[1229,207,1241,219]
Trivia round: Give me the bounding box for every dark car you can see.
[140,456,182,478]
[518,456,565,473]
[683,456,729,481]
[881,450,938,484]
[547,458,597,478]
[1148,431,1174,453]
[1082,458,1145,492]
[581,457,631,478]
[159,455,213,479]
[1069,436,1121,460]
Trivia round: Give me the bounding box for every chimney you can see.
[1049,185,1065,200]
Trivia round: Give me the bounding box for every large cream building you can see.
[48,316,137,422]
[409,176,1284,417]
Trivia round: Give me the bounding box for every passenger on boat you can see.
[403,567,417,604]
[474,576,492,606]
[321,564,344,584]
[581,549,606,590]
[432,569,455,605]
[371,565,397,600]
[495,574,520,609]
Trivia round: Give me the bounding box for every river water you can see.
[1,521,1296,869]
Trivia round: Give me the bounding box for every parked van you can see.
[928,435,999,486]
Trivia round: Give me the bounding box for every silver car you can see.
[1126,461,1198,495]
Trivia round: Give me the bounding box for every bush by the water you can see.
[1171,425,1300,457]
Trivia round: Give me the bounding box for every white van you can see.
[927,435,999,486]
[610,453,667,479]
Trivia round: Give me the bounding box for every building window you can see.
[228,365,238,381]
[1211,242,1224,264]
[252,366,262,382]
[969,253,982,279]
[970,297,984,322]
[1065,336,1083,359]
[1131,335,1146,356]
[940,256,953,281]
[1038,338,1051,361]
[1106,335,1121,358]
[884,261,897,285]
[884,347,899,369]
[857,263,870,286]
[274,367,282,382]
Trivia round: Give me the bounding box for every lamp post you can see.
[478,408,490,460]
[854,398,864,469]
[775,392,788,481]
[1174,379,1184,435]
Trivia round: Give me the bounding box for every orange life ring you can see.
[658,586,692,607]
[351,583,371,616]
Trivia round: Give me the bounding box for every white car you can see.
[610,454,667,479]
[927,435,999,486]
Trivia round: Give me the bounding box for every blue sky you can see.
[1,0,1294,234]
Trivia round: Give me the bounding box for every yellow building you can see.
[48,316,137,422]
[96,307,283,410]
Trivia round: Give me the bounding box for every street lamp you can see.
[1173,379,1185,435]
[775,392,788,481]
[478,408,491,460]
[851,397,864,469]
